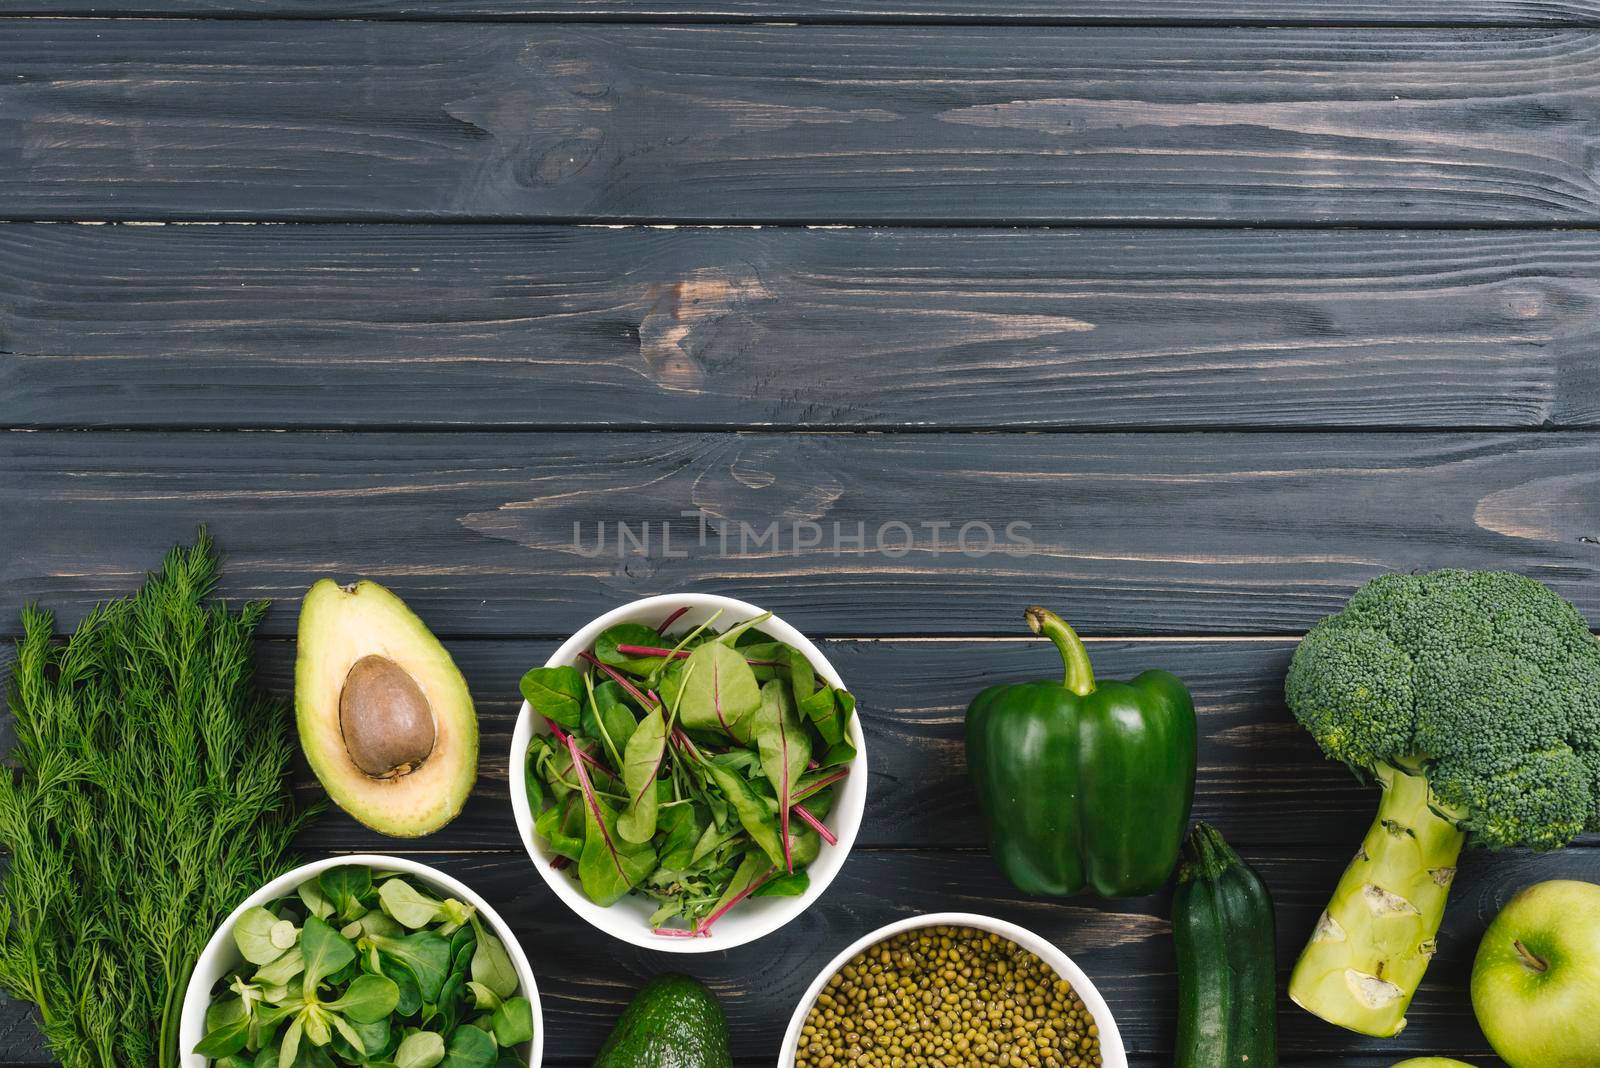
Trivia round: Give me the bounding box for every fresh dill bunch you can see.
[0,531,317,1068]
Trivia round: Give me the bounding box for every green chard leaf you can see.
[593,622,669,675]
[753,679,812,871]
[753,870,811,898]
[799,684,844,747]
[535,793,585,861]
[676,643,762,741]
[617,705,667,844]
[657,803,708,871]
[582,675,637,769]
[578,792,658,908]
[702,760,785,869]
[784,647,816,705]
[701,852,772,928]
[817,738,857,769]
[519,665,585,729]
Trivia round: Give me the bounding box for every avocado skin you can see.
[593,974,732,1068]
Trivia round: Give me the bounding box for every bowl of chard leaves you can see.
[511,594,867,952]
[181,855,542,1067]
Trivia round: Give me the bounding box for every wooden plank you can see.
[226,637,1379,851]
[238,638,1600,852]
[7,23,1600,223]
[2,633,1588,853]
[6,430,1600,639]
[7,225,1597,431]
[2,846,1588,1063]
[9,0,1600,25]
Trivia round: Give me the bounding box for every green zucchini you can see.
[1173,822,1277,1068]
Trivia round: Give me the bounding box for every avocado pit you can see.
[339,654,437,779]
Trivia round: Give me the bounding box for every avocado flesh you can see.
[295,579,477,837]
[593,974,732,1068]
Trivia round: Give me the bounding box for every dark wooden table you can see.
[5,0,1600,1063]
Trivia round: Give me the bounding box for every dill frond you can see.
[0,531,316,1068]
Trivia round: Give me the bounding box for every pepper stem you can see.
[1024,606,1095,696]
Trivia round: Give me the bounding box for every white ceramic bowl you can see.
[511,593,868,953]
[778,912,1128,1068]
[179,854,544,1066]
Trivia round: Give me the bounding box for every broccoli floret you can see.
[1286,568,1600,847]
[1285,569,1600,1039]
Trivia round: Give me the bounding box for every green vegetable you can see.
[197,866,532,1066]
[525,608,857,935]
[394,1032,446,1068]
[593,974,731,1068]
[519,666,585,730]
[467,917,519,1002]
[754,680,811,872]
[378,878,446,930]
[1284,570,1600,1037]
[677,642,762,739]
[1173,824,1277,1068]
[618,706,667,844]
[965,606,1197,897]
[489,997,534,1047]
[0,533,313,1068]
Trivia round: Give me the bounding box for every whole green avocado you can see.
[593,974,732,1068]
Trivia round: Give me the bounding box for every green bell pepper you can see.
[966,606,1197,898]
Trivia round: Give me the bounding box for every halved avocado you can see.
[295,579,477,837]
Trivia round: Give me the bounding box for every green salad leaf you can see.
[197,867,532,1066]
[523,607,856,935]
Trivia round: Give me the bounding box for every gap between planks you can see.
[18,218,1600,231]
[6,12,1600,26]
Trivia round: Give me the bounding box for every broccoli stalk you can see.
[1288,763,1464,1035]
[1284,570,1600,1037]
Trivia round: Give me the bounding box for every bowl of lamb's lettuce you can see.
[510,594,867,953]
[181,855,542,1067]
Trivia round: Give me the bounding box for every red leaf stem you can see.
[695,871,774,935]
[792,768,849,804]
[616,643,782,669]
[792,803,838,847]
[580,652,663,712]
[566,733,629,881]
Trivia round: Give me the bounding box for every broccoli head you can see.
[1285,569,1600,1038]
[1286,568,1600,850]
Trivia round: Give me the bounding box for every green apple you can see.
[1390,1060,1478,1067]
[1472,879,1600,1068]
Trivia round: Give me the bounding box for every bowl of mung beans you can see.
[780,913,1126,1068]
